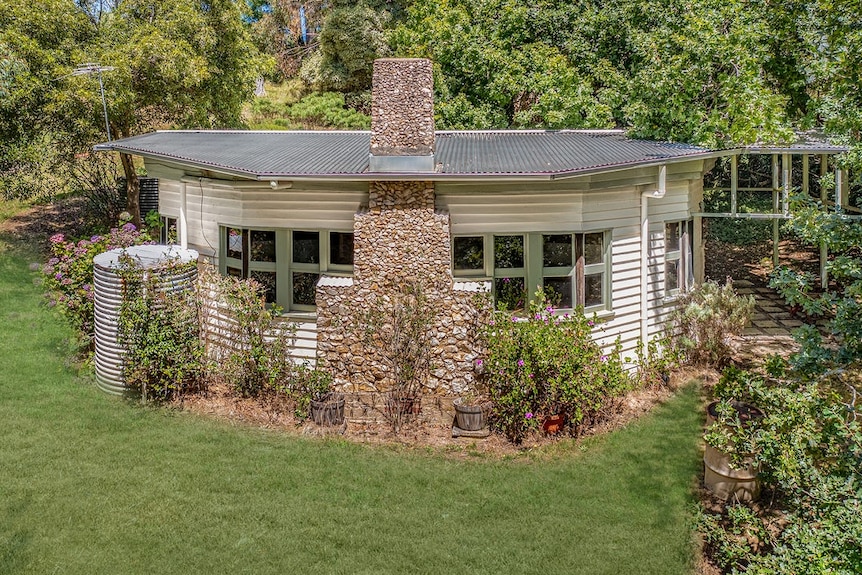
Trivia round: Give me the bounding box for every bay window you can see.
[220,227,353,312]
[453,231,611,312]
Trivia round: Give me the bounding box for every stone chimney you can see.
[369,58,435,172]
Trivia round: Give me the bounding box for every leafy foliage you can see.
[667,280,754,366]
[698,367,862,574]
[770,193,862,374]
[41,222,153,343]
[202,265,297,397]
[300,2,388,94]
[480,288,632,443]
[117,256,205,402]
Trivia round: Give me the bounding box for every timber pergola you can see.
[694,141,856,290]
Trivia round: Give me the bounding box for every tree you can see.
[88,0,265,223]
[0,0,96,199]
[1,0,266,219]
[299,1,389,94]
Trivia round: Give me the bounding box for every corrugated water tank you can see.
[93,245,199,395]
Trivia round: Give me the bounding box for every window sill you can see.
[662,294,682,304]
[279,311,317,321]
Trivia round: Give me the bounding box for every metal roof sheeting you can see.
[94,129,717,180]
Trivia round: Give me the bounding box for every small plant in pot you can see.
[301,368,345,426]
[453,389,492,433]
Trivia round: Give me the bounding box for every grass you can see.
[0,202,705,575]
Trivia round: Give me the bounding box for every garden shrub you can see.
[359,280,436,433]
[202,267,297,397]
[480,288,632,443]
[667,279,754,366]
[199,265,335,413]
[41,222,153,344]
[698,366,862,574]
[117,256,206,402]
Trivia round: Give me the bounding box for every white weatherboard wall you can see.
[148,158,707,369]
[438,159,707,363]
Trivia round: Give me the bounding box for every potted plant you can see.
[704,398,764,501]
[303,368,345,426]
[453,390,492,433]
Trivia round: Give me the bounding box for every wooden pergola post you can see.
[820,154,828,289]
[772,154,780,267]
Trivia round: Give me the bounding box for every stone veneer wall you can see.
[369,59,435,157]
[316,181,489,395]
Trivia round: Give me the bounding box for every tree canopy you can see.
[2,0,861,205]
[0,0,265,216]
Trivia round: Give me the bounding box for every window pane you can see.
[494,235,524,269]
[665,222,680,251]
[543,234,573,267]
[494,277,526,311]
[665,261,680,292]
[585,273,604,307]
[543,276,573,309]
[226,228,243,259]
[161,218,177,245]
[293,231,319,264]
[293,272,319,306]
[250,230,276,262]
[250,270,277,304]
[454,236,484,271]
[584,233,604,265]
[226,266,242,278]
[330,232,354,266]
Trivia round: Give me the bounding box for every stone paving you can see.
[731,279,806,359]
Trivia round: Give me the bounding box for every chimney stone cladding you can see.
[370,58,435,157]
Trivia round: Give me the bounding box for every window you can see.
[665,220,692,296]
[159,216,177,244]
[220,227,353,312]
[452,231,611,311]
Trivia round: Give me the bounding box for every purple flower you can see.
[503,277,510,283]
[588,320,595,327]
[525,412,534,419]
[528,373,534,379]
[49,233,64,244]
[546,306,554,313]
[600,355,608,362]
[90,235,102,242]
[517,359,525,367]
[475,359,483,367]
[122,222,137,232]
[54,273,62,280]
[48,258,59,265]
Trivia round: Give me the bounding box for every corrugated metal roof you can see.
[434,131,707,175]
[94,129,718,180]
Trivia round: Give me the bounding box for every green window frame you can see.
[452,231,611,312]
[219,226,353,312]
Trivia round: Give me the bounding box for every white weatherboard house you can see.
[96,58,724,394]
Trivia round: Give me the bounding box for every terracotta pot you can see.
[542,414,566,435]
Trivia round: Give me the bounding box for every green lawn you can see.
[0,214,705,575]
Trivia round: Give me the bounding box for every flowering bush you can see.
[480,287,632,443]
[117,256,205,402]
[41,223,153,342]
